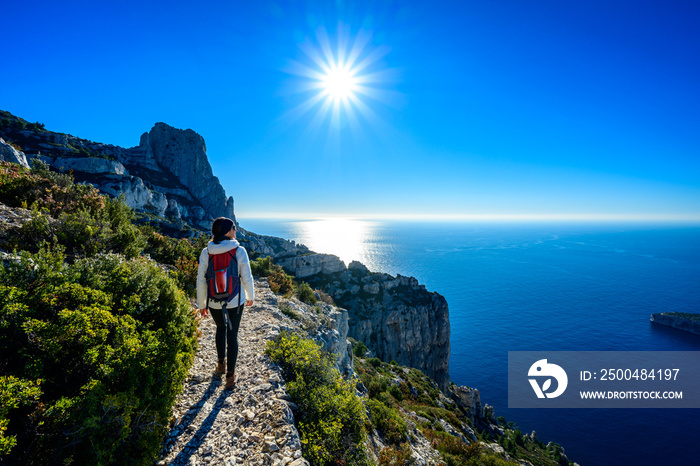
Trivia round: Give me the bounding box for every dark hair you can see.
[212,217,235,243]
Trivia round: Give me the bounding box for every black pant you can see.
[209,304,244,376]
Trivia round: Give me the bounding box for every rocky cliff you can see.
[0,110,233,230]
[241,232,451,391]
[311,265,451,391]
[651,312,700,335]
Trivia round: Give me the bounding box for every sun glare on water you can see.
[294,218,374,266]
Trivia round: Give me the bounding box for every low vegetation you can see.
[266,331,370,465]
[0,112,114,160]
[0,161,208,295]
[0,161,206,464]
[354,351,574,466]
[0,247,198,464]
[250,255,319,305]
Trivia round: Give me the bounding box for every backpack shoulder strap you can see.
[228,247,242,309]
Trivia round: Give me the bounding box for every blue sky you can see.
[3,0,699,221]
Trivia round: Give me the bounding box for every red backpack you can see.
[205,248,241,328]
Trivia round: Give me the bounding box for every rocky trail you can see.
[158,280,308,466]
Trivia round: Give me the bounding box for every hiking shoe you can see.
[216,361,225,375]
[225,372,237,390]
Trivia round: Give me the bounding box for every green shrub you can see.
[0,161,56,208]
[368,357,382,368]
[0,247,198,464]
[297,282,317,304]
[363,374,389,399]
[143,229,207,266]
[0,162,148,258]
[250,255,275,277]
[0,160,97,214]
[250,255,289,281]
[141,229,207,297]
[26,122,45,132]
[0,376,42,456]
[280,303,301,321]
[251,257,320,304]
[16,197,141,258]
[269,270,295,296]
[353,340,368,357]
[514,429,524,447]
[389,383,404,401]
[266,331,370,465]
[173,255,199,297]
[367,399,407,445]
[376,391,396,408]
[316,289,335,305]
[423,428,517,466]
[423,429,470,461]
[50,199,145,259]
[250,256,295,295]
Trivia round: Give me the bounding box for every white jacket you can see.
[196,239,255,309]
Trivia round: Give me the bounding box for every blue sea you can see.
[242,219,700,466]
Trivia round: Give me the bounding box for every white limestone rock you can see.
[53,156,128,175]
[139,123,235,221]
[449,385,484,423]
[165,199,183,224]
[482,442,511,460]
[363,282,380,294]
[347,286,451,390]
[98,176,168,216]
[313,307,353,376]
[278,253,346,278]
[0,138,29,168]
[348,260,369,273]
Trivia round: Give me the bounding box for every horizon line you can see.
[236,212,700,223]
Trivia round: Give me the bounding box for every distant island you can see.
[650,312,700,336]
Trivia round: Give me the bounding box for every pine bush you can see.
[266,331,370,465]
[0,247,198,464]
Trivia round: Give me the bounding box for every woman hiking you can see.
[196,217,255,389]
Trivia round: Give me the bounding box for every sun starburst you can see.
[281,25,394,132]
[322,66,357,100]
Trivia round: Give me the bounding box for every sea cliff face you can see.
[244,231,452,391]
[650,313,700,335]
[311,267,451,391]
